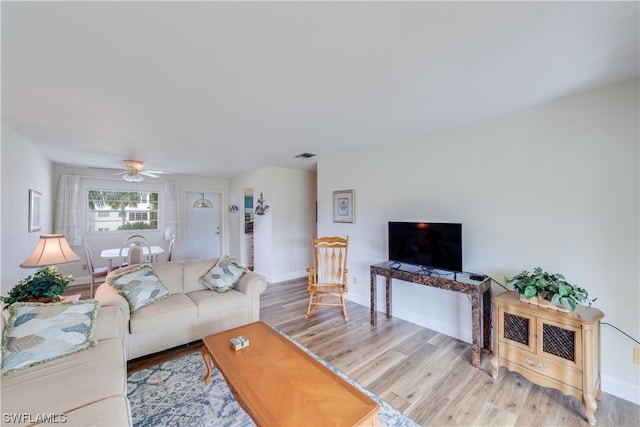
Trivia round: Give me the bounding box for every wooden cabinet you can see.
[491,291,604,425]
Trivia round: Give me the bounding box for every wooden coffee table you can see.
[201,321,381,426]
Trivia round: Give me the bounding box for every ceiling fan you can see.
[116,160,164,182]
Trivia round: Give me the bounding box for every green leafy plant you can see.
[504,267,596,312]
[117,221,152,230]
[1,267,73,309]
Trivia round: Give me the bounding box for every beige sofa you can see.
[95,258,268,360]
[1,306,132,426]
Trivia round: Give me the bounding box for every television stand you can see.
[370,261,491,368]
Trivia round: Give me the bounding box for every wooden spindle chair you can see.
[305,235,349,320]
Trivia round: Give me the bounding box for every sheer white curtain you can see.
[163,181,178,241]
[54,174,82,246]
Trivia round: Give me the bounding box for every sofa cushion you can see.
[60,395,132,427]
[150,261,185,295]
[198,255,249,292]
[1,301,99,376]
[108,263,169,312]
[129,294,197,334]
[183,259,219,293]
[0,336,126,417]
[187,289,250,317]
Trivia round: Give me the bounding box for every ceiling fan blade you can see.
[114,171,128,175]
[86,166,123,172]
[141,171,159,178]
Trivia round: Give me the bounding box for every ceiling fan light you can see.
[123,173,143,182]
[123,160,145,171]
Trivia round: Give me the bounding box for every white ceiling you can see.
[2,1,638,178]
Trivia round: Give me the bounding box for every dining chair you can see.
[83,242,108,298]
[305,235,349,320]
[166,234,175,262]
[119,237,152,266]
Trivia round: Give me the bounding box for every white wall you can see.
[1,123,53,295]
[317,78,639,403]
[49,165,230,283]
[227,188,245,262]
[230,166,316,282]
[269,167,317,281]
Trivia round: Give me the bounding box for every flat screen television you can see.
[388,222,462,272]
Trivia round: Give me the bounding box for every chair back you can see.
[84,242,98,275]
[166,234,176,262]
[119,238,152,266]
[310,236,349,287]
[124,234,148,244]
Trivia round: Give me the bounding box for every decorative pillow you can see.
[1,300,99,376]
[199,255,249,293]
[107,263,169,312]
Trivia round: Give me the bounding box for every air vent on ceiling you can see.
[295,153,316,159]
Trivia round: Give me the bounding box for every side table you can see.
[370,262,491,368]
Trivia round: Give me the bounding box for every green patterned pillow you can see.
[1,301,99,376]
[107,263,169,311]
[199,255,249,293]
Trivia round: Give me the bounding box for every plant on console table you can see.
[504,266,596,312]
[1,267,73,309]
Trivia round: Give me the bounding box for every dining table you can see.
[100,245,165,272]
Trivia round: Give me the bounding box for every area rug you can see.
[127,328,419,427]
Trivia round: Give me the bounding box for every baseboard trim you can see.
[602,374,640,405]
[346,293,469,342]
[259,272,306,284]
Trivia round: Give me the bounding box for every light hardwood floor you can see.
[68,279,640,426]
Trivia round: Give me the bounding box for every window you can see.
[128,212,148,222]
[88,190,159,232]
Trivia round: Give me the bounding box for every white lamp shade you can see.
[20,234,82,268]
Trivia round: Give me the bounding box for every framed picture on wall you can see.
[28,189,42,232]
[333,189,354,223]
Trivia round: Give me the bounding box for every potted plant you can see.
[1,266,73,309]
[504,266,596,312]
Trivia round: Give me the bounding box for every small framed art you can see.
[28,189,42,232]
[333,189,354,223]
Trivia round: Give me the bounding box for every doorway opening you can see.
[243,188,254,269]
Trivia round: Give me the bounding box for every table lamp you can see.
[12,234,82,303]
[2,235,81,308]
[20,234,81,268]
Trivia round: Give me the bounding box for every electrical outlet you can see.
[82,264,88,271]
[353,276,357,285]
[633,348,640,365]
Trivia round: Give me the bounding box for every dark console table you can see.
[370,261,492,367]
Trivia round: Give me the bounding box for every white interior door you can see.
[185,192,221,260]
